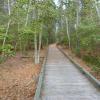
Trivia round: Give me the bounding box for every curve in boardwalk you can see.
[40,45,100,100]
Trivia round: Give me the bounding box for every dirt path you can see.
[0,49,46,100]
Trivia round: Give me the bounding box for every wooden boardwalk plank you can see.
[40,45,100,100]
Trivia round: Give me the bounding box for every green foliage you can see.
[58,0,100,74]
[69,24,100,73]
[83,55,100,73]
[77,24,100,50]
[18,27,34,52]
[0,0,58,63]
[60,36,69,46]
[0,44,15,58]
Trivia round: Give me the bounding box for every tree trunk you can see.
[37,25,42,63]
[34,33,39,64]
[65,17,71,49]
[25,0,32,27]
[2,0,11,56]
[94,0,100,22]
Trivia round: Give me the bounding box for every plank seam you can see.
[57,46,100,90]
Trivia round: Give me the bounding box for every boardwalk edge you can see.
[57,46,100,90]
[34,47,49,100]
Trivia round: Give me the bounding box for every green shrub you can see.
[69,24,100,73]
[1,44,15,57]
[60,36,69,46]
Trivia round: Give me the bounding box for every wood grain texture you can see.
[40,45,100,100]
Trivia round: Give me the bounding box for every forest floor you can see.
[0,48,46,100]
[59,46,100,81]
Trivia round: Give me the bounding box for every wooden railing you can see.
[34,47,48,100]
[57,46,100,90]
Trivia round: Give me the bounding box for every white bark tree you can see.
[34,31,38,64]
[38,24,43,63]
[2,0,11,56]
[93,0,100,21]
[33,4,41,64]
[25,0,32,27]
[65,17,71,48]
[76,0,81,29]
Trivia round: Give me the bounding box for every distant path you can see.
[40,44,100,100]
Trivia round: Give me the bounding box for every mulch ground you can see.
[0,49,46,100]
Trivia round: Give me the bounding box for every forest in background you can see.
[0,0,100,76]
[0,0,57,65]
[57,0,100,76]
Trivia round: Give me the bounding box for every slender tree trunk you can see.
[2,20,11,48]
[75,0,81,53]
[55,23,59,43]
[14,2,19,52]
[65,17,71,49]
[94,0,100,22]
[33,3,40,64]
[2,0,11,56]
[37,24,43,63]
[25,0,32,27]
[23,0,32,54]
[8,0,11,15]
[34,33,39,64]
[76,2,80,28]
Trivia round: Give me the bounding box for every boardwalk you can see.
[40,45,100,100]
